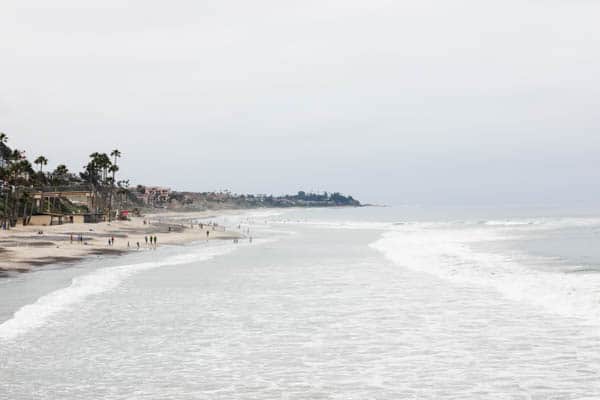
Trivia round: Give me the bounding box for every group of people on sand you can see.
[70,234,85,244]
[126,235,158,251]
[64,218,253,251]
[144,235,158,249]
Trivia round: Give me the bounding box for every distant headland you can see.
[0,132,360,229]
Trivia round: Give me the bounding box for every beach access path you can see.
[0,211,242,275]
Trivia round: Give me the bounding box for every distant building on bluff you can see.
[134,185,171,206]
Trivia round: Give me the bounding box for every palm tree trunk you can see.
[28,196,34,225]
[108,170,116,222]
[2,190,7,230]
[11,191,18,227]
[23,198,28,225]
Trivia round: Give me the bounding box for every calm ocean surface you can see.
[2,207,600,399]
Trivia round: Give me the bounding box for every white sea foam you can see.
[483,220,538,226]
[483,217,600,229]
[3,212,600,398]
[242,209,284,219]
[0,244,238,342]
[371,225,600,325]
[276,216,600,232]
[274,219,397,230]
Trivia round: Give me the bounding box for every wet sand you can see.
[0,211,243,275]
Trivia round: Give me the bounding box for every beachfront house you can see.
[134,185,171,206]
[19,186,106,226]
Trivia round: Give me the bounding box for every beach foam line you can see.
[0,244,239,342]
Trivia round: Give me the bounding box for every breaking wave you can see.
[370,225,600,325]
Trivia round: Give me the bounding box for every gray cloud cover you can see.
[2,0,599,205]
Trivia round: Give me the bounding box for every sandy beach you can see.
[0,211,243,275]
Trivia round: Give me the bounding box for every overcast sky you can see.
[1,0,599,205]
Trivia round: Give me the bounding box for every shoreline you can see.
[0,210,245,276]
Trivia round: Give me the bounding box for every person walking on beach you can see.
[206,230,210,238]
[154,236,158,248]
[136,241,140,250]
[145,236,148,246]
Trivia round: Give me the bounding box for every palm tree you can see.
[51,164,69,185]
[96,153,111,182]
[83,153,101,183]
[110,149,121,167]
[7,159,33,186]
[110,149,121,183]
[107,163,120,221]
[0,133,7,153]
[34,156,48,173]
[11,149,23,162]
[84,152,111,183]
[108,164,119,177]
[53,164,69,176]
[0,132,8,169]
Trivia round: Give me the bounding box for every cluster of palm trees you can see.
[0,131,129,227]
[82,150,120,186]
[0,133,34,186]
[0,133,79,188]
[0,133,37,227]
[81,150,122,221]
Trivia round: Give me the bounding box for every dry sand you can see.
[0,211,243,274]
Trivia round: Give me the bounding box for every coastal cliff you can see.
[164,191,361,211]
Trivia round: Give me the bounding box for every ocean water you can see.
[1,207,600,399]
